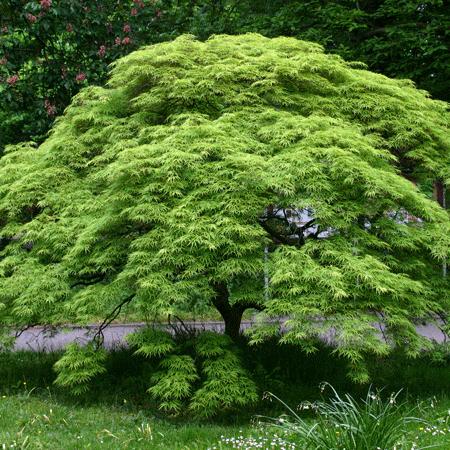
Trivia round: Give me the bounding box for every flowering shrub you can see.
[0,0,170,149]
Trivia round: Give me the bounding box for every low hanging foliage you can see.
[0,34,449,400]
[54,329,258,417]
[53,343,107,395]
[190,332,258,417]
[127,329,257,416]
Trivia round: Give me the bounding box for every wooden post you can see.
[434,180,447,277]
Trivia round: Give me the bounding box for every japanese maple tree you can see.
[0,34,448,410]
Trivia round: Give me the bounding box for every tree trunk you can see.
[211,282,244,341]
[434,180,446,208]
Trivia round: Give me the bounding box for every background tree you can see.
[1,1,449,154]
[0,0,170,151]
[235,0,450,102]
[0,36,449,407]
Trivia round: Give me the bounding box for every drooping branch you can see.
[92,294,135,347]
[434,311,449,341]
[167,314,196,337]
[14,323,38,339]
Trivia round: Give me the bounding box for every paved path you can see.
[12,321,447,351]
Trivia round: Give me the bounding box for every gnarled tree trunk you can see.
[211,282,245,341]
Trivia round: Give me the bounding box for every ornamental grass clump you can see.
[263,383,424,450]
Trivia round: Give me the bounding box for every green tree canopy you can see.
[0,34,449,389]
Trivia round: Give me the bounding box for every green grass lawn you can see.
[0,392,449,449]
[0,394,248,449]
[406,397,450,450]
[0,347,448,449]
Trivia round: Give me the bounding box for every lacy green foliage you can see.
[127,330,257,416]
[148,355,198,414]
[53,343,107,395]
[195,330,230,358]
[1,2,449,154]
[126,328,175,358]
[190,332,258,417]
[0,34,449,381]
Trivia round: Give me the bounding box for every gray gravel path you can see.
[12,321,447,351]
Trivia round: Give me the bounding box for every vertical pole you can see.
[443,184,447,278]
[435,180,447,277]
[264,246,269,301]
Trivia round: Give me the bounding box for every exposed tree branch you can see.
[259,218,292,245]
[434,311,449,342]
[240,301,265,312]
[167,314,197,337]
[92,294,135,347]
[14,323,38,339]
[259,209,317,247]
[375,311,389,344]
[70,276,105,289]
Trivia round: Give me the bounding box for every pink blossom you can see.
[98,45,106,58]
[66,23,73,32]
[26,13,37,23]
[0,57,7,65]
[44,99,56,117]
[75,72,86,82]
[155,8,162,18]
[123,23,131,33]
[131,8,138,16]
[134,0,145,6]
[114,36,121,45]
[1,26,8,33]
[40,0,52,10]
[122,36,131,45]
[6,74,19,86]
